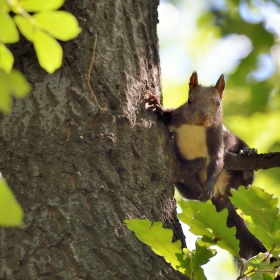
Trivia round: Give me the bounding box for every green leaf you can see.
[0,176,23,227]
[0,12,19,43]
[34,11,81,41]
[9,70,31,98]
[268,217,280,257]
[178,200,240,257]
[181,248,207,280]
[19,0,64,12]
[192,239,216,268]
[0,69,31,113]
[179,250,192,278]
[0,1,9,12]
[0,70,12,113]
[246,253,278,280]
[180,239,215,280]
[14,15,36,41]
[124,218,186,273]
[190,266,207,280]
[33,30,62,73]
[247,223,275,254]
[0,43,14,72]
[231,186,280,258]
[230,186,279,234]
[250,272,275,280]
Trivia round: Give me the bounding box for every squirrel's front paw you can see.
[143,93,162,112]
[239,147,258,156]
[200,184,214,202]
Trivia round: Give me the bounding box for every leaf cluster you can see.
[0,0,81,113]
[126,186,280,279]
[124,218,216,280]
[231,187,280,279]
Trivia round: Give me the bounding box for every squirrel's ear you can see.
[215,74,225,97]
[189,71,198,91]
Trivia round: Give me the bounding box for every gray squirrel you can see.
[144,71,266,260]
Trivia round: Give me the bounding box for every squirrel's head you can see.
[186,71,225,127]
[189,71,225,97]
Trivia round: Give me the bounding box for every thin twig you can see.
[87,34,97,78]
[237,248,277,280]
[85,33,106,115]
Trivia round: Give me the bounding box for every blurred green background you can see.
[158,0,280,278]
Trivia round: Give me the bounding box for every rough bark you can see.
[0,1,186,279]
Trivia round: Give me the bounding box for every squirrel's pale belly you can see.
[170,124,210,161]
[171,124,229,197]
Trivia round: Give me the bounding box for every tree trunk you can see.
[0,1,186,279]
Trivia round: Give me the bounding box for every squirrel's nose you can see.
[199,111,208,120]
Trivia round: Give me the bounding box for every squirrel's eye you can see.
[217,100,221,107]
[188,98,192,104]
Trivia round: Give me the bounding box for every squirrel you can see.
[144,71,266,260]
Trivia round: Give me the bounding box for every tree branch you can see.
[224,152,280,171]
[171,152,280,183]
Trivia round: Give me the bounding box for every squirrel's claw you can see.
[239,147,258,156]
[199,185,214,202]
[143,93,163,113]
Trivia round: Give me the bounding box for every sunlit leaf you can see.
[248,223,275,253]
[19,0,64,12]
[230,186,279,234]
[250,272,275,280]
[178,200,239,257]
[192,239,216,268]
[0,176,23,227]
[179,249,192,277]
[0,43,14,72]
[9,70,31,98]
[14,15,36,41]
[179,239,215,279]
[0,70,12,113]
[0,12,19,43]
[33,30,62,73]
[190,266,207,280]
[34,11,81,41]
[246,253,277,280]
[0,1,9,12]
[0,69,31,113]
[124,218,186,273]
[230,186,280,256]
[269,217,280,257]
[7,0,22,14]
